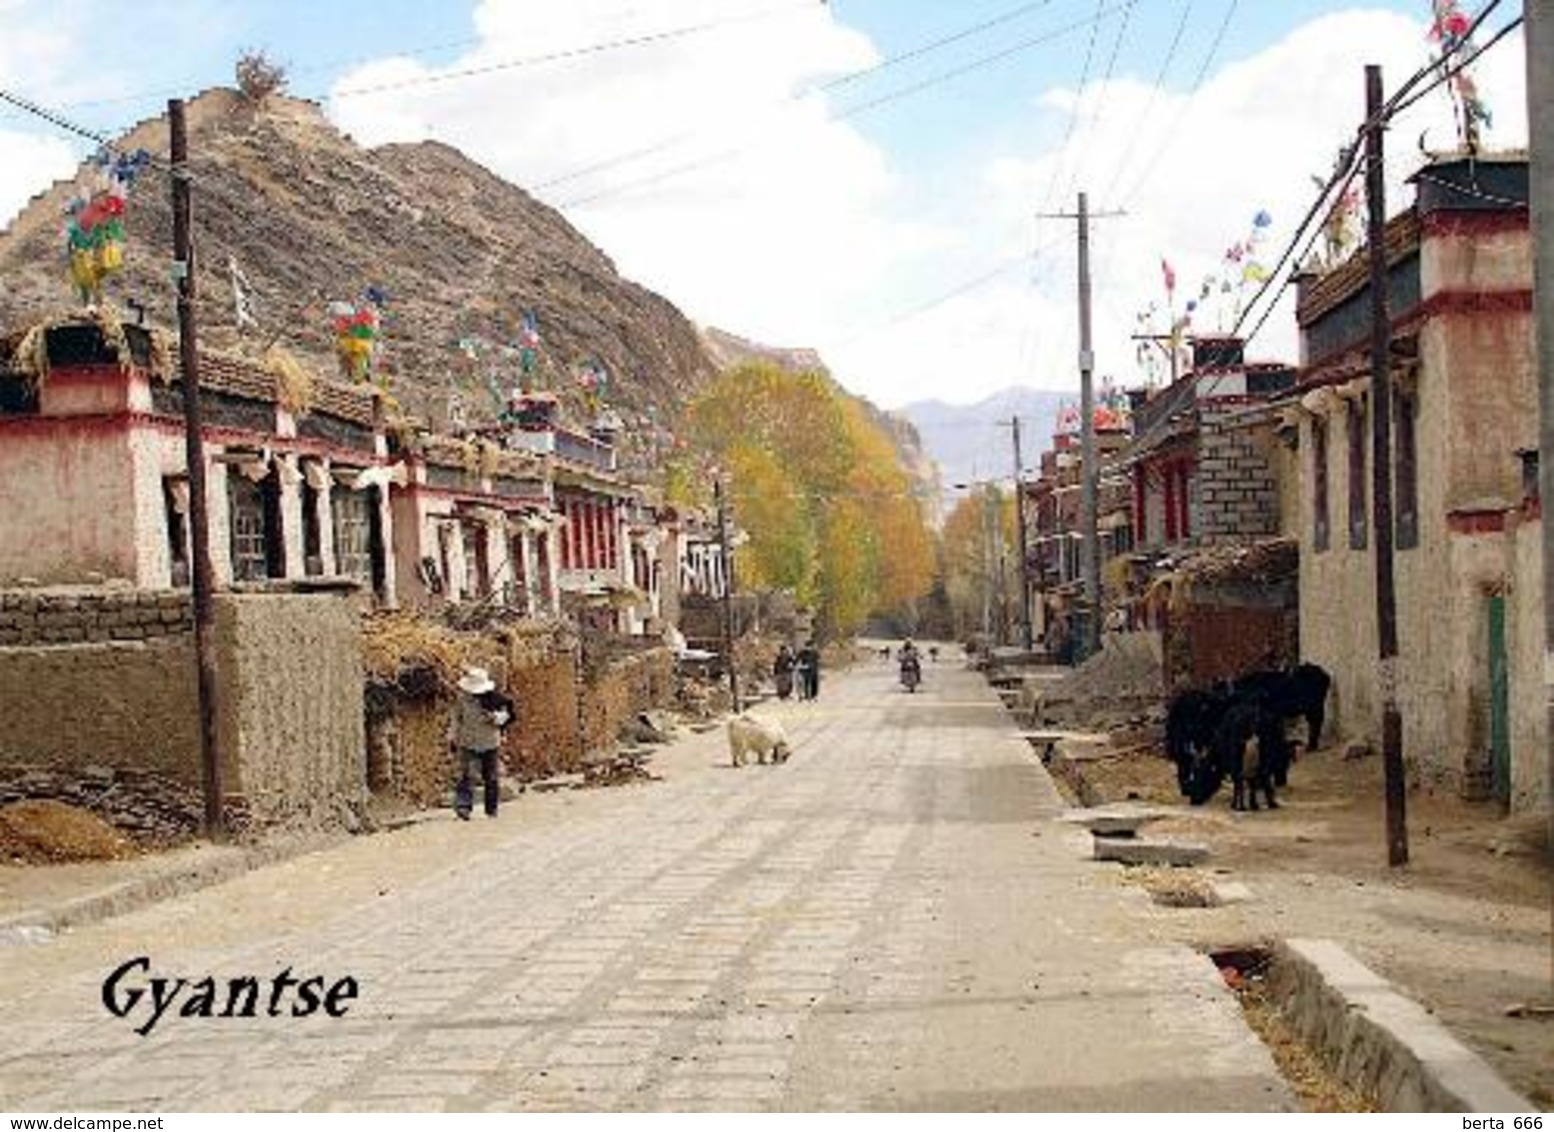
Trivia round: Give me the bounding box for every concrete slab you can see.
[1058,806,1173,838]
[1093,838,1211,867]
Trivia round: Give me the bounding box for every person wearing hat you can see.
[447,666,514,820]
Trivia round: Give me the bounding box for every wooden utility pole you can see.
[1008,417,1034,650]
[1364,66,1407,867]
[170,99,224,839]
[1525,0,1554,933]
[714,476,741,712]
[1041,193,1123,661]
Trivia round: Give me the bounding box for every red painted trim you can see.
[1415,288,1533,319]
[1300,289,1530,388]
[1421,210,1529,239]
[1447,509,1509,534]
[401,483,548,508]
[0,409,380,469]
[1521,497,1542,522]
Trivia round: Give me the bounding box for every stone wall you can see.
[1192,400,1280,543]
[0,588,191,646]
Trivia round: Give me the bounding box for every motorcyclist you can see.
[899,639,922,689]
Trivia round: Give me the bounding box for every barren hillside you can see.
[0,89,717,434]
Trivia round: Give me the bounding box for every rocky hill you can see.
[0,89,718,433]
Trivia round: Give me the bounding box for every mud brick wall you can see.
[1192,401,1280,544]
[212,593,367,825]
[0,635,201,781]
[0,589,192,645]
[382,645,678,804]
[0,589,365,829]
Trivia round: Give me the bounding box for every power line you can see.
[329,1,815,101]
[1096,0,1196,206]
[1116,0,1240,209]
[560,0,1134,209]
[535,0,1060,193]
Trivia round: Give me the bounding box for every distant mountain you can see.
[899,387,1071,498]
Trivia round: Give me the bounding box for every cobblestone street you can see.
[0,657,1289,1111]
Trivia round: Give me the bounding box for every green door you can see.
[1488,594,1511,806]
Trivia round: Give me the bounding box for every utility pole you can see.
[1077,192,1100,661]
[1007,417,1034,650]
[713,476,741,712]
[1041,193,1123,661]
[980,484,996,640]
[1364,66,1407,867]
[1525,0,1554,928]
[170,99,224,839]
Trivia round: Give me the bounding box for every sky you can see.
[0,0,1532,409]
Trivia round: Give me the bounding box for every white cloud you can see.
[828,8,1530,408]
[329,0,943,356]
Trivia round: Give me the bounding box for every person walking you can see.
[797,639,821,701]
[447,665,513,820]
[773,643,797,700]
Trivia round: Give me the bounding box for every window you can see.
[229,474,270,582]
[1396,389,1419,550]
[163,476,190,587]
[1312,416,1330,552]
[461,522,490,598]
[332,488,374,582]
[1347,397,1367,550]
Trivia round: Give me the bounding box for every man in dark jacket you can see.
[448,666,514,819]
[797,640,821,701]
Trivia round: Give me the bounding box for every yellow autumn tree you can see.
[682,361,937,638]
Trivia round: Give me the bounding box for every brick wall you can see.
[0,589,191,645]
[1192,401,1280,543]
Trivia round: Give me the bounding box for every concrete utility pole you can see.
[1364,66,1408,867]
[1007,417,1034,650]
[170,99,224,839]
[1526,0,1554,915]
[1077,192,1100,660]
[1041,193,1123,661]
[714,475,741,713]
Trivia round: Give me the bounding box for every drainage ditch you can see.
[1210,945,1378,1113]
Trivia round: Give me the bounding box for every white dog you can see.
[727,714,791,768]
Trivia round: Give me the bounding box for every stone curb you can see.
[0,831,348,944]
[1269,937,1537,1112]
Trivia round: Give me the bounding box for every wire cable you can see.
[560,0,1134,209]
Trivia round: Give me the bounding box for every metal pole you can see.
[1078,191,1100,659]
[992,487,1008,646]
[1011,417,1034,650]
[170,99,224,840]
[1365,66,1408,867]
[714,477,741,712]
[1525,0,1554,948]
